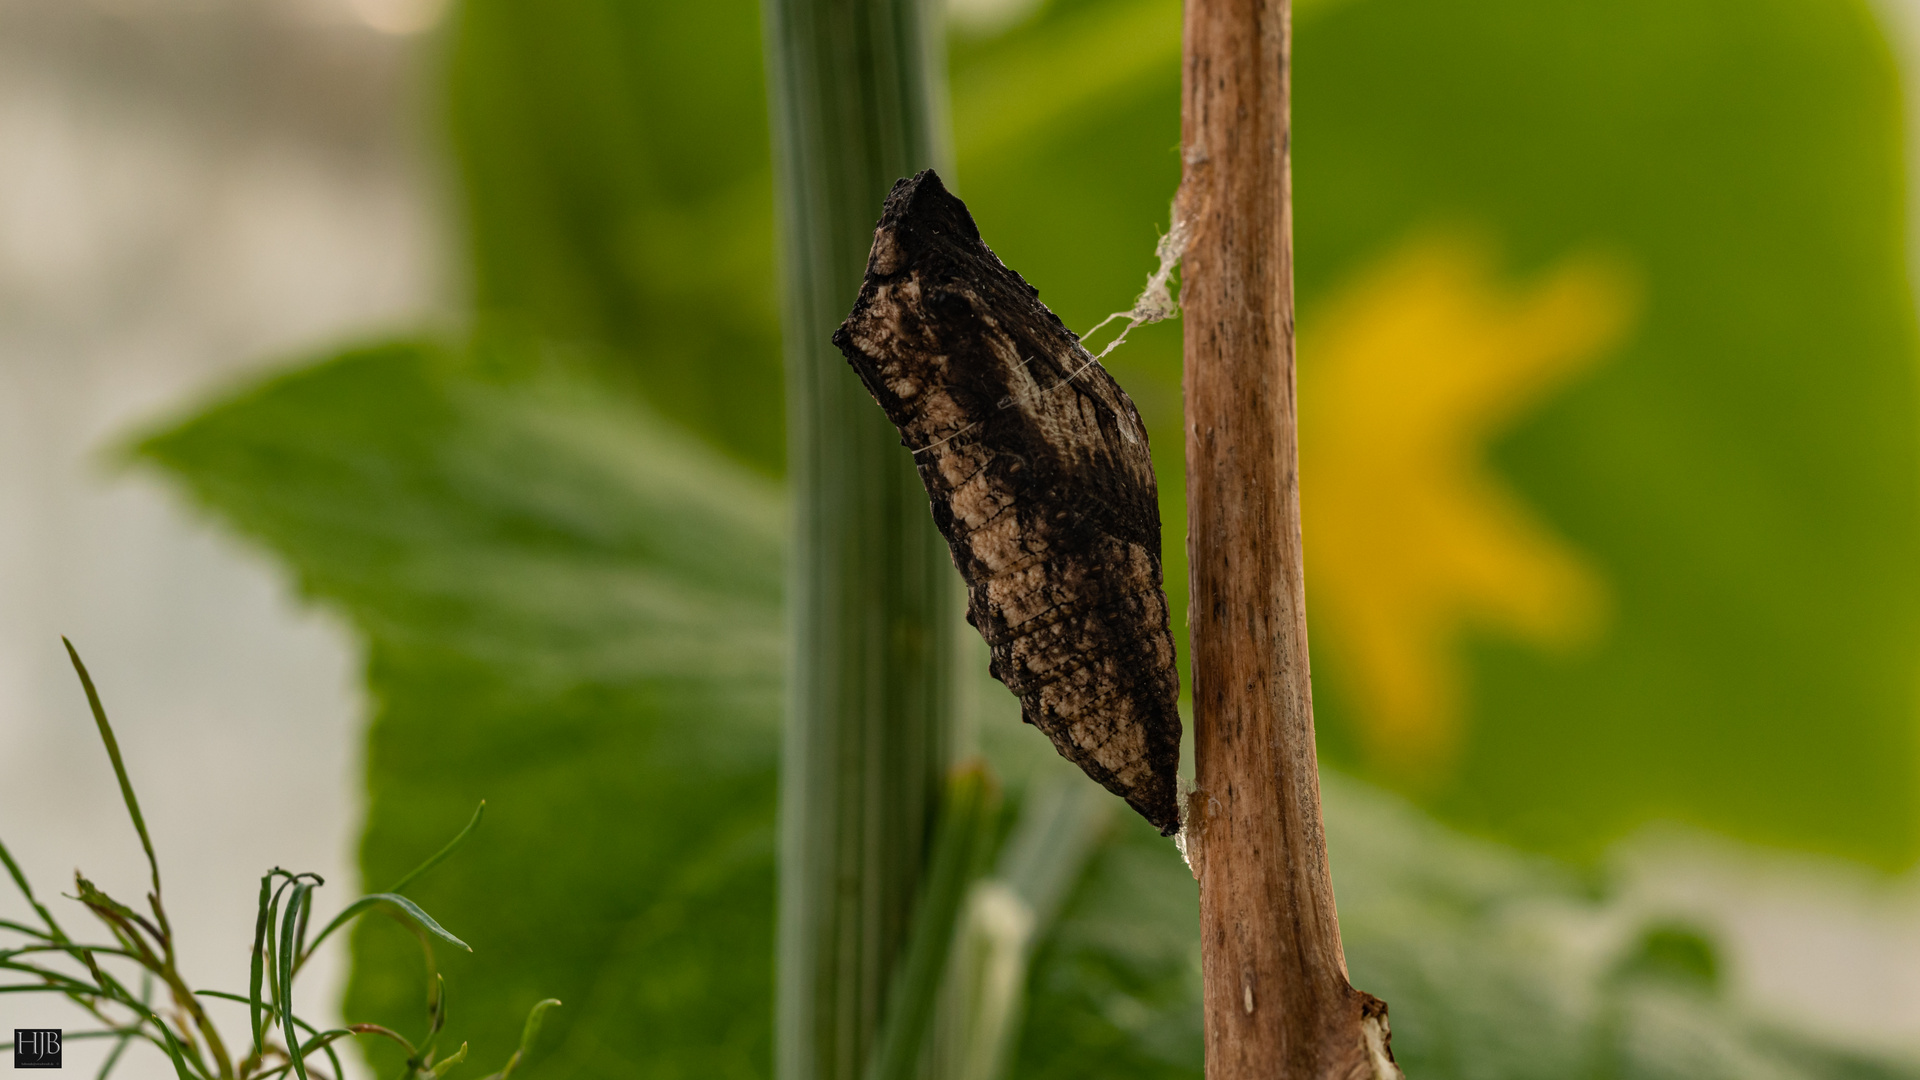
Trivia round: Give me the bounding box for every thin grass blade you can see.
[62,639,168,941]
[290,1027,353,1080]
[0,1028,141,1049]
[304,893,471,959]
[491,998,561,1080]
[389,802,485,895]
[0,962,103,994]
[428,1041,468,1079]
[278,882,313,1080]
[344,1023,418,1057]
[1,944,143,963]
[316,1025,347,1080]
[200,985,379,1080]
[265,880,288,1013]
[250,872,274,1055]
[198,988,274,1016]
[0,918,53,939]
[104,969,155,1080]
[294,885,315,961]
[0,839,69,942]
[144,1004,200,1080]
[94,1027,136,1080]
[427,972,448,1047]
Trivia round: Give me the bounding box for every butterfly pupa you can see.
[832,170,1183,835]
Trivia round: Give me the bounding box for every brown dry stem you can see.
[1180,0,1402,1075]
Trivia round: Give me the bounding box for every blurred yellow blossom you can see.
[1300,233,1638,779]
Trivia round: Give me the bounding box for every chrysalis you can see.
[833,170,1182,835]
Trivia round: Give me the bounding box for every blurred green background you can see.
[67,0,1920,1074]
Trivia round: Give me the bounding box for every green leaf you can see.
[140,338,784,1079]
[1011,770,1920,1080]
[445,0,784,474]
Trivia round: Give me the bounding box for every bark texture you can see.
[1180,0,1401,1076]
[835,170,1184,835]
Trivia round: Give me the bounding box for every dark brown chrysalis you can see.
[832,170,1182,835]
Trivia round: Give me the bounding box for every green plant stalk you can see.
[863,765,999,1080]
[760,0,957,1077]
[929,778,1112,1080]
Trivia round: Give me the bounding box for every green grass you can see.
[0,642,556,1080]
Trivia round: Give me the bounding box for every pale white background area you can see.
[3,0,1920,1075]
[0,0,446,1075]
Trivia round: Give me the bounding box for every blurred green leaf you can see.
[951,0,1176,163]
[1013,770,1920,1080]
[1614,923,1722,992]
[140,339,784,1079]
[447,0,785,475]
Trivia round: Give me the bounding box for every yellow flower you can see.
[1300,232,1638,781]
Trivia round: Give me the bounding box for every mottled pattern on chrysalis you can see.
[832,170,1182,835]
